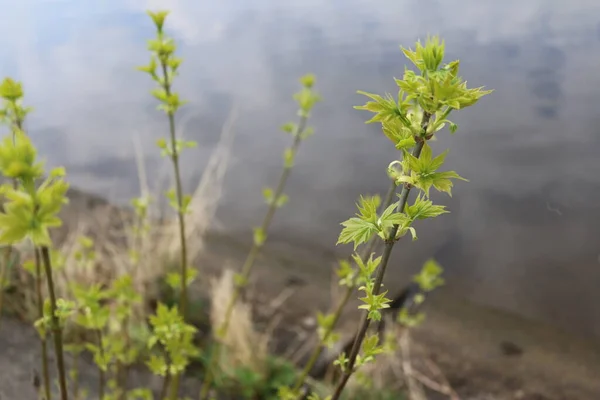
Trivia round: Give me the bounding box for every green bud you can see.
[147,10,170,33]
[299,73,316,88]
[0,78,24,102]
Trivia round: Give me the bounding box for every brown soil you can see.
[196,231,600,400]
[1,188,600,400]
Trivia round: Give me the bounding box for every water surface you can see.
[2,0,600,338]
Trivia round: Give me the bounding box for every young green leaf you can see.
[413,258,445,292]
[337,195,381,249]
[405,194,448,220]
[253,227,266,246]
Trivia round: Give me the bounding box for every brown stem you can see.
[97,330,106,400]
[0,246,12,331]
[160,61,189,320]
[35,248,52,400]
[160,371,171,400]
[291,181,398,393]
[330,113,431,400]
[158,59,189,400]
[199,113,309,399]
[115,317,131,400]
[41,246,69,400]
[72,354,80,400]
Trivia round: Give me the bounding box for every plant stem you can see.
[35,248,52,400]
[0,119,24,329]
[199,114,309,399]
[115,318,131,400]
[160,370,171,400]
[72,356,80,400]
[159,62,189,318]
[291,181,398,393]
[168,372,180,400]
[158,60,189,399]
[0,247,11,331]
[330,114,431,400]
[40,246,69,400]
[97,330,106,400]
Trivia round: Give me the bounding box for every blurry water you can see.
[1,0,600,338]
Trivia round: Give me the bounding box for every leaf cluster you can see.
[0,77,32,128]
[214,356,297,400]
[356,35,492,146]
[0,131,69,246]
[147,303,200,377]
[293,74,321,118]
[337,191,449,250]
[397,259,445,327]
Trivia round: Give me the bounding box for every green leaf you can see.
[147,10,170,33]
[0,130,44,180]
[404,143,467,197]
[168,57,183,72]
[165,272,181,290]
[156,137,167,150]
[397,308,425,327]
[430,170,468,197]
[337,195,382,249]
[280,122,296,134]
[136,57,157,76]
[413,259,445,291]
[353,253,381,281]
[337,217,378,250]
[449,122,458,134]
[381,120,416,150]
[299,73,316,88]
[358,290,392,321]
[283,148,294,168]
[151,88,168,102]
[335,259,356,287]
[253,227,266,246]
[0,78,24,101]
[354,91,403,124]
[233,272,248,288]
[275,194,289,207]
[405,194,448,220]
[294,86,321,115]
[333,352,349,372]
[262,187,274,204]
[300,126,315,140]
[181,194,192,214]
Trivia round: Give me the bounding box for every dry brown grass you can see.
[3,105,239,328]
[208,268,271,377]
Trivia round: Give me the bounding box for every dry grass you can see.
[208,268,271,377]
[2,105,239,328]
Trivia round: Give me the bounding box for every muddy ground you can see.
[1,187,600,400]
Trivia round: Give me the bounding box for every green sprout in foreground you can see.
[199,74,320,400]
[280,36,491,400]
[138,10,197,399]
[0,80,71,399]
[138,9,196,318]
[0,77,31,334]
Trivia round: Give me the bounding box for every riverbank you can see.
[1,187,599,400]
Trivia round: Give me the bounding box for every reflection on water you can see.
[1,0,600,338]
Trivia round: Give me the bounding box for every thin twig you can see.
[423,358,460,400]
[41,246,69,400]
[200,113,310,399]
[330,113,431,400]
[158,54,189,400]
[97,329,106,400]
[400,331,427,400]
[291,181,398,393]
[35,248,52,400]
